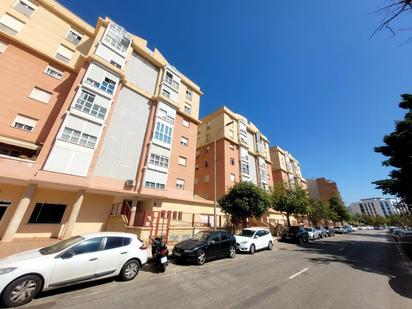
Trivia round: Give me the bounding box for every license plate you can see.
[161,256,168,264]
[174,251,181,257]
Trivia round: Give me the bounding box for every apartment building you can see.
[348,198,403,217]
[269,146,307,190]
[195,107,273,202]
[0,0,218,242]
[307,177,342,202]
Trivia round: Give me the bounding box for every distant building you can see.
[307,178,342,202]
[269,146,307,190]
[348,198,403,217]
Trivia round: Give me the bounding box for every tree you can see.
[372,1,412,40]
[271,185,309,226]
[328,196,350,224]
[373,94,412,212]
[307,199,330,226]
[218,182,271,227]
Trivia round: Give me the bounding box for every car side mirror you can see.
[254,235,259,239]
[61,250,75,259]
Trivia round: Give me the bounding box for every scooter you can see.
[151,235,169,273]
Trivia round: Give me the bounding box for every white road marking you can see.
[289,267,309,280]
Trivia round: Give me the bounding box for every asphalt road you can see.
[16,230,412,309]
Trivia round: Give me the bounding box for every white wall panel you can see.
[125,52,159,95]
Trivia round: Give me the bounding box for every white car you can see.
[235,228,273,254]
[304,227,320,240]
[0,232,147,307]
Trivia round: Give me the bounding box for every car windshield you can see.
[239,230,255,237]
[39,236,84,255]
[193,232,211,241]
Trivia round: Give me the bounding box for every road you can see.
[18,230,412,309]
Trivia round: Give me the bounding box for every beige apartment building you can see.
[270,146,307,190]
[307,177,342,202]
[0,0,221,243]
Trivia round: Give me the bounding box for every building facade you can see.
[0,0,219,242]
[194,107,273,201]
[269,146,307,190]
[348,198,403,217]
[306,177,342,202]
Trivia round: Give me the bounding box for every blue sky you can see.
[59,0,411,205]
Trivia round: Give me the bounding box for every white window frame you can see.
[73,89,107,120]
[184,103,192,115]
[153,121,173,145]
[144,181,166,190]
[44,65,63,79]
[13,0,37,17]
[55,44,74,63]
[185,89,193,101]
[176,178,185,190]
[0,13,25,36]
[59,127,98,149]
[182,118,190,128]
[65,28,82,45]
[149,153,169,168]
[161,89,171,99]
[230,174,235,182]
[11,115,37,132]
[102,22,131,56]
[178,156,187,167]
[28,87,52,104]
[204,175,210,183]
[180,136,188,147]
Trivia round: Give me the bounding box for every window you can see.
[0,14,25,36]
[44,65,63,79]
[103,22,131,54]
[184,103,192,115]
[180,137,188,147]
[66,29,82,45]
[229,143,235,150]
[105,237,131,250]
[12,115,37,132]
[144,181,166,190]
[0,201,11,222]
[178,156,187,166]
[13,0,37,17]
[149,153,169,168]
[182,118,190,128]
[186,89,193,101]
[70,237,103,255]
[154,122,173,145]
[86,77,116,95]
[194,177,198,184]
[176,179,185,190]
[195,164,199,170]
[230,173,235,181]
[55,45,74,63]
[0,39,8,53]
[196,150,200,158]
[161,89,170,98]
[241,162,250,175]
[164,71,179,89]
[28,203,66,224]
[74,90,107,119]
[29,87,52,103]
[0,148,20,157]
[205,161,208,167]
[157,108,174,125]
[60,127,97,149]
[205,146,210,153]
[204,175,209,183]
[230,157,235,165]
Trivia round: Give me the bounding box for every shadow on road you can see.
[296,232,412,300]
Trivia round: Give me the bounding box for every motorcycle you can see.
[151,235,169,273]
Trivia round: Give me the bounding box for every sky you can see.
[59,0,411,205]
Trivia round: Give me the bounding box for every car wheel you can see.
[229,246,236,258]
[120,259,140,281]
[250,244,256,254]
[196,250,207,265]
[267,241,273,250]
[1,274,42,308]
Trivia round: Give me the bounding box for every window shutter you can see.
[86,63,106,82]
[56,45,74,60]
[0,14,25,32]
[14,115,38,128]
[29,87,52,103]
[0,39,7,53]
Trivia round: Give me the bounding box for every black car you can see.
[324,226,335,237]
[172,230,237,265]
[281,226,309,244]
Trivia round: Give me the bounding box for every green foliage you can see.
[271,184,309,226]
[373,94,412,211]
[307,199,330,226]
[218,182,271,226]
[328,196,350,223]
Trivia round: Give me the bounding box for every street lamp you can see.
[213,120,235,230]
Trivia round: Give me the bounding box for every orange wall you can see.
[0,38,76,145]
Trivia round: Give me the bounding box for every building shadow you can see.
[294,232,412,300]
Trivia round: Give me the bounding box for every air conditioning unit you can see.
[125,179,136,187]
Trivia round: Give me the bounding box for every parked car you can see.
[316,227,328,238]
[333,226,346,234]
[235,228,273,254]
[281,226,309,244]
[0,232,147,308]
[392,228,405,242]
[389,226,400,233]
[304,227,320,240]
[344,225,353,233]
[173,230,236,265]
[324,226,335,237]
